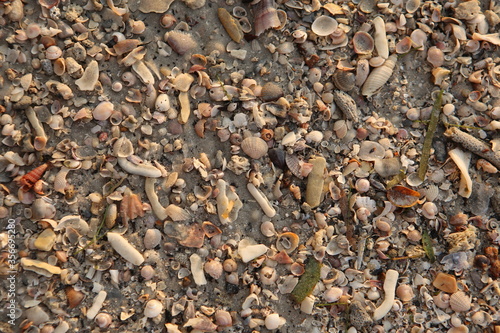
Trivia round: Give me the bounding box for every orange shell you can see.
[387,185,421,208]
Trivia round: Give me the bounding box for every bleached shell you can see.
[311,15,338,36]
[373,16,389,59]
[144,300,163,318]
[265,313,282,330]
[422,185,439,201]
[215,310,232,327]
[471,311,492,327]
[353,31,374,54]
[190,253,207,285]
[216,179,243,224]
[132,61,155,85]
[75,60,99,91]
[155,94,170,111]
[241,137,268,159]
[144,229,162,249]
[173,73,194,92]
[324,287,343,302]
[449,291,471,312]
[305,130,324,143]
[448,148,472,198]
[55,215,89,235]
[362,54,397,96]
[406,0,420,13]
[107,232,144,266]
[238,238,269,263]
[93,101,114,121]
[113,136,134,157]
[358,141,385,161]
[21,258,61,277]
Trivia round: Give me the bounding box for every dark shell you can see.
[268,148,286,170]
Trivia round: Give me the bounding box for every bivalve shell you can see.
[241,137,268,159]
[144,299,163,318]
[353,31,374,54]
[311,15,338,36]
[449,291,471,312]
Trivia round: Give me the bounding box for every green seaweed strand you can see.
[418,90,443,180]
[291,258,322,303]
[422,229,436,263]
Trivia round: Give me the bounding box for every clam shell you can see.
[358,141,385,161]
[332,70,356,92]
[449,291,471,312]
[241,136,268,159]
[311,15,338,36]
[353,31,374,54]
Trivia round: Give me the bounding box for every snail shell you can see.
[361,54,397,97]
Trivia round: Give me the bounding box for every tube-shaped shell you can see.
[117,157,162,177]
[305,155,326,208]
[373,17,389,59]
[107,232,144,265]
[361,54,397,97]
[87,291,107,320]
[247,183,276,217]
[448,148,472,198]
[373,269,399,320]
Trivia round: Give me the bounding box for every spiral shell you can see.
[361,54,397,97]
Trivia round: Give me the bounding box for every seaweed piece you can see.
[418,89,443,180]
[291,258,322,303]
[422,229,436,263]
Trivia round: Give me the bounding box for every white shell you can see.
[107,232,145,266]
[373,16,388,59]
[449,291,471,312]
[190,253,207,286]
[144,299,163,318]
[155,94,170,111]
[238,238,269,263]
[448,148,472,198]
[311,15,338,36]
[362,55,397,97]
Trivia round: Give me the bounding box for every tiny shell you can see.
[241,137,268,159]
[396,284,414,302]
[113,136,134,157]
[323,287,343,302]
[353,31,374,54]
[395,36,413,54]
[46,45,62,60]
[93,101,114,121]
[155,94,170,111]
[190,253,207,285]
[332,71,356,92]
[373,16,389,59]
[218,8,244,43]
[449,291,471,312]
[305,155,326,208]
[238,239,268,263]
[276,232,299,253]
[215,310,232,327]
[75,60,99,91]
[204,259,223,279]
[427,46,445,68]
[311,15,338,36]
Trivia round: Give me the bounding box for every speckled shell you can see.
[332,90,358,122]
[449,291,471,312]
[361,54,397,97]
[241,137,268,159]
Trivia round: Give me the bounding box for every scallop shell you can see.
[311,15,338,36]
[449,291,471,312]
[353,32,374,54]
[332,70,356,92]
[361,54,397,97]
[241,137,268,159]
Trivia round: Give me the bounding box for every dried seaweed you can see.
[291,258,322,303]
[422,230,436,263]
[418,89,443,180]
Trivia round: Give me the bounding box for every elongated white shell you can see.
[448,148,472,198]
[373,269,399,320]
[247,183,276,217]
[190,253,207,286]
[117,157,162,177]
[373,16,388,59]
[107,232,144,265]
[87,291,107,320]
[361,54,397,97]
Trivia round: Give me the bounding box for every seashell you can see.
[323,287,343,302]
[471,311,492,327]
[107,232,144,265]
[449,291,471,312]
[216,179,243,224]
[95,313,113,329]
[204,259,223,279]
[46,45,62,60]
[218,8,243,43]
[215,310,232,327]
[164,31,198,55]
[160,14,177,28]
[141,265,155,280]
[433,272,457,293]
[66,286,85,309]
[223,259,237,272]
[190,253,207,285]
[410,29,427,48]
[261,82,283,102]
[406,0,420,13]
[472,32,500,46]
[433,292,450,309]
[265,313,285,330]
[254,0,281,36]
[75,60,99,91]
[144,299,163,318]
[305,155,326,208]
[238,238,269,263]
[241,137,268,160]
[31,198,56,220]
[276,232,299,253]
[332,70,355,92]
[21,258,61,277]
[427,46,445,68]
[369,56,386,68]
[374,157,402,178]
[387,185,420,208]
[448,148,472,198]
[358,141,385,161]
[46,80,74,100]
[113,136,134,157]
[311,15,338,36]
[53,58,66,76]
[432,67,451,86]
[373,269,399,320]
[362,54,397,97]
[34,229,56,251]
[18,163,49,192]
[144,229,162,249]
[184,316,218,331]
[395,36,413,54]
[173,73,194,92]
[300,295,315,314]
[201,221,221,238]
[118,157,162,178]
[373,16,389,59]
[155,94,170,112]
[247,183,276,217]
[65,57,83,78]
[330,28,347,45]
[396,284,414,302]
[350,301,373,329]
[93,101,114,121]
[353,31,374,54]
[260,266,278,284]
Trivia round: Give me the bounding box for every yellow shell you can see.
[241,137,268,159]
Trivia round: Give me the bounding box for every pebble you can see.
[433,272,458,294]
[349,300,373,329]
[261,82,283,102]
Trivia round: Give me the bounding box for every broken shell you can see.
[254,0,282,36]
[373,16,389,59]
[66,287,85,308]
[387,186,420,208]
[471,311,492,327]
[238,239,269,263]
[155,94,170,111]
[201,221,221,238]
[218,8,244,43]
[311,15,338,36]
[324,287,343,302]
[21,258,61,277]
[144,299,163,318]
[215,310,232,327]
[353,31,374,54]
[373,269,399,320]
[113,136,134,157]
[448,148,472,198]
[395,36,413,54]
[260,221,277,237]
[449,291,471,312]
[107,232,144,266]
[247,183,276,217]
[118,157,162,178]
[164,31,198,55]
[204,259,223,279]
[75,60,99,91]
[216,179,243,224]
[241,137,268,159]
[358,141,385,161]
[433,272,458,293]
[305,155,326,208]
[190,253,207,285]
[427,46,445,68]
[53,58,66,76]
[333,71,356,92]
[260,266,278,285]
[87,291,107,320]
[276,232,299,253]
[265,313,285,330]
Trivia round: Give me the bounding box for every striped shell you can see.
[241,137,268,159]
[18,163,49,192]
[362,54,397,97]
[449,291,471,312]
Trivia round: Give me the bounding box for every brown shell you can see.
[387,185,421,208]
[202,221,221,238]
[241,137,268,159]
[332,70,356,92]
[449,291,471,312]
[276,232,299,254]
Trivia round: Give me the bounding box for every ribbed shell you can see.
[362,54,397,97]
[449,291,471,312]
[241,137,268,159]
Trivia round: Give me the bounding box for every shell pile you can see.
[1,0,500,332]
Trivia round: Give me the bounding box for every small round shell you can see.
[332,70,356,92]
[311,15,338,36]
[241,137,268,159]
[144,299,163,318]
[93,101,114,121]
[353,32,374,54]
[276,232,299,253]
